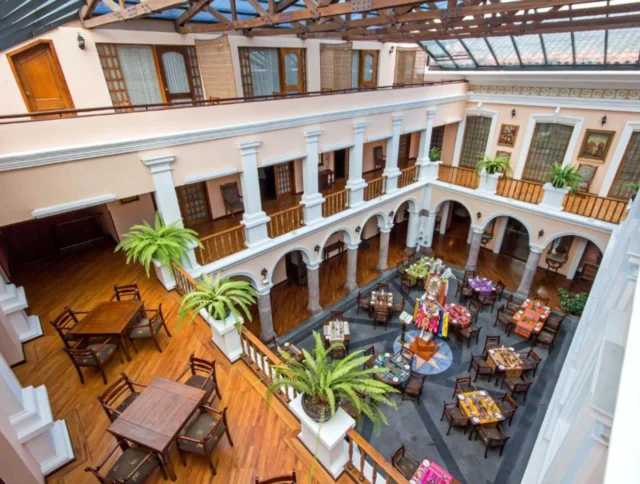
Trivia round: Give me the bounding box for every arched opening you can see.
[269,249,311,335]
[431,200,472,267]
[357,213,387,285]
[499,217,531,261]
[318,228,353,308]
[389,199,415,260]
[227,273,261,337]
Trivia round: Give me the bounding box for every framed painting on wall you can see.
[496,150,511,162]
[497,124,519,147]
[577,164,597,192]
[578,129,614,162]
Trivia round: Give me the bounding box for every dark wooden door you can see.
[398,134,411,168]
[500,218,530,262]
[155,46,195,103]
[358,50,378,88]
[274,162,295,200]
[285,252,307,286]
[177,182,211,226]
[334,149,347,179]
[8,40,74,114]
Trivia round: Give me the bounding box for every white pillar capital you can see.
[353,121,369,133]
[304,129,323,140]
[141,154,175,174]
[471,226,485,234]
[237,140,262,154]
[426,108,437,120]
[530,245,545,254]
[346,242,361,251]
[392,114,405,126]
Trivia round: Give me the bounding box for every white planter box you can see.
[541,183,570,211]
[152,260,176,291]
[200,310,243,362]
[418,160,441,181]
[478,171,502,195]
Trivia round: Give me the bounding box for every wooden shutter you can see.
[96,43,131,109]
[238,47,253,97]
[275,162,294,198]
[522,123,574,182]
[320,42,352,91]
[609,132,640,200]
[394,48,427,85]
[459,116,492,169]
[195,37,237,100]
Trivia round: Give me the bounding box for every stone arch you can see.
[480,212,534,241]
[394,197,418,216]
[267,246,315,285]
[432,198,473,219]
[224,271,261,289]
[319,226,358,251]
[540,231,606,254]
[360,211,389,233]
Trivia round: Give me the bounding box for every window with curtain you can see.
[351,50,378,89]
[115,45,164,106]
[459,116,492,169]
[249,48,280,96]
[609,132,640,200]
[522,123,574,182]
[239,47,306,97]
[351,51,359,88]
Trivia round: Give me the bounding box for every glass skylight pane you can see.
[514,35,545,65]
[439,39,475,67]
[436,60,457,69]
[574,30,605,64]
[487,37,520,65]
[421,41,447,58]
[542,33,573,65]
[461,38,497,66]
[607,28,640,65]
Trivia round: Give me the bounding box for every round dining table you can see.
[373,352,411,387]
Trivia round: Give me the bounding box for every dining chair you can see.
[518,349,543,378]
[111,283,141,301]
[494,280,506,301]
[469,354,494,382]
[176,406,233,475]
[397,347,415,366]
[545,312,566,331]
[391,445,420,479]
[85,439,166,483]
[494,305,515,335]
[463,270,476,281]
[126,304,172,353]
[478,290,499,312]
[532,327,559,354]
[373,306,389,330]
[392,296,405,313]
[330,345,346,360]
[221,182,244,219]
[501,374,533,401]
[396,262,407,278]
[363,345,376,369]
[263,336,279,352]
[400,274,418,293]
[97,372,147,422]
[456,324,481,349]
[440,401,469,435]
[329,310,344,320]
[65,338,123,385]
[453,375,477,398]
[455,278,474,302]
[475,424,510,458]
[468,299,483,322]
[483,335,501,354]
[175,353,222,404]
[402,373,426,404]
[496,393,519,426]
[255,470,297,484]
[376,282,390,292]
[533,295,550,306]
[506,294,524,313]
[356,292,372,316]
[340,390,367,420]
[50,307,89,349]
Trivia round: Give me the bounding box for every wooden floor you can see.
[11,241,352,484]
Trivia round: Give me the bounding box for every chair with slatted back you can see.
[496,393,519,426]
[176,406,233,475]
[397,347,415,366]
[475,424,510,458]
[111,283,141,301]
[255,470,297,484]
[532,327,559,354]
[376,282,390,292]
[85,439,166,483]
[506,294,524,314]
[401,274,419,293]
[494,305,515,335]
[463,270,476,282]
[373,305,389,330]
[402,373,426,404]
[330,345,346,361]
[455,278,474,302]
[329,310,344,320]
[50,307,88,349]
[396,262,407,278]
[468,299,483,323]
[478,289,499,312]
[97,372,147,422]
[391,445,420,479]
[483,335,501,354]
[221,182,244,219]
[356,292,372,317]
[65,338,123,385]
[456,324,481,349]
[545,312,566,331]
[469,353,494,382]
[501,374,533,401]
[176,353,221,404]
[126,304,171,353]
[494,280,506,301]
[263,336,279,353]
[518,349,542,378]
[452,375,477,398]
[363,345,376,369]
[392,296,405,314]
[441,401,469,435]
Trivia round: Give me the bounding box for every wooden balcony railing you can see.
[563,192,628,223]
[437,165,479,189]
[171,262,199,296]
[196,225,246,265]
[322,189,348,218]
[345,429,408,484]
[496,177,544,204]
[364,177,385,201]
[398,165,419,188]
[267,205,304,238]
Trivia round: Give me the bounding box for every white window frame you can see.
[599,121,640,198]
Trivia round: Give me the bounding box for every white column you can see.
[405,209,420,253]
[422,212,438,249]
[492,217,508,254]
[344,243,359,293]
[347,122,368,208]
[465,227,484,271]
[383,115,404,193]
[416,109,440,181]
[306,263,322,315]
[516,246,544,298]
[439,202,451,235]
[567,238,588,280]
[238,141,270,247]
[257,288,276,340]
[302,130,325,226]
[376,228,392,272]
[0,277,42,343]
[0,353,74,476]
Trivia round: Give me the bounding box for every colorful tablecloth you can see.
[374,353,411,386]
[444,304,472,330]
[487,347,523,378]
[513,299,551,338]
[467,277,495,297]
[411,460,454,484]
[458,391,504,425]
[323,320,350,342]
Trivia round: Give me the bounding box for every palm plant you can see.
[429,147,442,162]
[548,162,583,193]
[476,155,512,175]
[178,273,257,328]
[115,212,202,276]
[268,332,398,434]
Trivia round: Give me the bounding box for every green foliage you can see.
[626,181,640,194]
[178,273,257,328]
[548,162,583,193]
[429,147,442,162]
[558,288,588,315]
[476,155,512,175]
[268,332,398,435]
[115,212,202,276]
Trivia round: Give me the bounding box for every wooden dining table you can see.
[458,390,505,439]
[513,299,551,338]
[323,319,350,344]
[69,300,143,361]
[107,377,206,481]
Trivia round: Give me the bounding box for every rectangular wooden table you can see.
[323,320,350,344]
[108,377,206,481]
[513,299,551,338]
[487,347,524,379]
[69,300,143,361]
[458,390,504,439]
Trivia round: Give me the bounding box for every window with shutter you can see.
[608,132,640,200]
[459,116,492,169]
[522,123,574,182]
[320,42,352,91]
[394,48,427,85]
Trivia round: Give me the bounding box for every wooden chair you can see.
[221,182,244,219]
[176,353,222,404]
[400,274,418,293]
[397,347,415,366]
[363,345,376,369]
[376,282,390,291]
[391,445,420,479]
[469,354,494,382]
[478,290,499,312]
[111,283,141,301]
[65,339,123,385]
[452,375,477,398]
[263,336,279,352]
[494,305,515,335]
[50,307,88,349]
[255,470,297,484]
[545,312,566,331]
[468,299,483,322]
[402,373,426,404]
[330,346,346,360]
[532,328,559,354]
[494,280,506,301]
[97,372,147,422]
[518,349,542,378]
[373,305,389,330]
[85,440,166,483]
[356,292,372,316]
[456,324,481,349]
[126,304,172,353]
[329,310,344,320]
[455,278,474,302]
[501,374,533,401]
[483,335,501,354]
[392,296,405,313]
[440,401,469,435]
[496,393,519,426]
[475,424,510,458]
[176,406,233,475]
[340,390,366,420]
[506,294,524,313]
[533,295,550,306]
[463,270,476,282]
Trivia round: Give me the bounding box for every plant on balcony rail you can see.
[115,212,202,276]
[267,331,398,434]
[548,162,583,193]
[429,147,442,162]
[476,155,512,175]
[178,272,257,328]
[626,181,640,200]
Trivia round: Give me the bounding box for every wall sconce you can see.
[538,230,544,239]
[355,226,361,233]
[389,210,395,220]
[261,268,268,284]
[511,108,516,118]
[601,115,608,127]
[389,46,395,54]
[77,32,85,50]
[476,212,482,220]
[314,245,321,253]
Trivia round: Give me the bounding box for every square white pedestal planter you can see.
[200,310,243,362]
[541,183,570,211]
[289,394,355,479]
[153,260,176,291]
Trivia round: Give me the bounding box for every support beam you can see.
[83,0,187,28]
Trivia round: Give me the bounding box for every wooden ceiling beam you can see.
[175,0,211,27]
[83,0,188,27]
[79,0,102,19]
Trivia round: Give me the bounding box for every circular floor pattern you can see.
[393,330,453,375]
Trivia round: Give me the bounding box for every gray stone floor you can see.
[283,270,577,484]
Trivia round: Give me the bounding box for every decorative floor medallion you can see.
[393,330,453,375]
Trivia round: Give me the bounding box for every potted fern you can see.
[429,147,442,162]
[542,162,583,210]
[626,181,640,201]
[115,212,202,290]
[179,273,257,361]
[477,155,511,194]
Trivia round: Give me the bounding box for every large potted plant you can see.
[115,212,202,289]
[558,288,587,316]
[178,273,257,361]
[476,155,511,194]
[541,162,583,210]
[429,147,442,162]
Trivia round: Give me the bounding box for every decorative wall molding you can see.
[31,194,117,218]
[0,94,468,173]
[470,84,640,101]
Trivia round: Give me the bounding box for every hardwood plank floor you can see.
[11,241,353,484]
